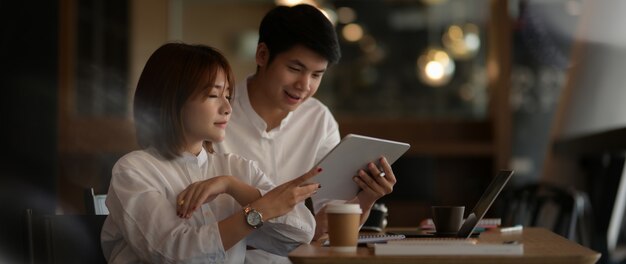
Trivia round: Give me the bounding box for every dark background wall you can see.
[0,0,58,262]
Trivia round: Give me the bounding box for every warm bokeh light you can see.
[425,61,444,80]
[342,23,364,42]
[449,25,463,40]
[442,23,481,60]
[434,50,450,65]
[337,7,357,24]
[417,47,455,87]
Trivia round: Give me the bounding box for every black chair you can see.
[499,183,594,247]
[25,209,107,264]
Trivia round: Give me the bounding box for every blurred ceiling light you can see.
[442,23,481,60]
[342,23,364,42]
[417,47,455,87]
[275,0,317,7]
[425,61,444,80]
[337,7,357,24]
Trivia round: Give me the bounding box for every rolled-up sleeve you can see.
[245,162,316,256]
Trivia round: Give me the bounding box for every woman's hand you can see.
[177,176,232,218]
[251,167,322,220]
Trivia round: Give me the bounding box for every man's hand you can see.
[353,157,396,206]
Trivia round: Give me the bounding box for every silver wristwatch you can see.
[243,206,263,229]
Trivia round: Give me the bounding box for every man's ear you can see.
[256,43,269,68]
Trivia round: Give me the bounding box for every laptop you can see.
[456,170,513,238]
[393,170,514,239]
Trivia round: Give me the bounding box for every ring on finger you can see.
[178,199,185,206]
[377,166,386,177]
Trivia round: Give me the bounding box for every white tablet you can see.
[310,134,410,210]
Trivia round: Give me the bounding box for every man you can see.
[215,4,397,263]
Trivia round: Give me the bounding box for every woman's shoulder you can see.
[114,149,163,170]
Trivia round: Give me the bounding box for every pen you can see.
[500,225,523,232]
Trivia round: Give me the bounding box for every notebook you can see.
[322,233,406,246]
[374,239,523,256]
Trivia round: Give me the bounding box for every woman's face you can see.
[181,69,232,149]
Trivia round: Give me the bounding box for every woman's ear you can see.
[255,43,270,68]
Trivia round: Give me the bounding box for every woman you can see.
[101,43,321,263]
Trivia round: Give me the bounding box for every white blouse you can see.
[101,147,315,264]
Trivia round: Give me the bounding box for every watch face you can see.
[246,210,262,227]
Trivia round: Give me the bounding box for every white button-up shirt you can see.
[101,147,315,263]
[214,77,341,263]
[215,77,341,211]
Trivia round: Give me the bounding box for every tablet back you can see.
[311,134,410,209]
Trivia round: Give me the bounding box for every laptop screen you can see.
[457,170,513,238]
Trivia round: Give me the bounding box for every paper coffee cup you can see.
[326,203,362,252]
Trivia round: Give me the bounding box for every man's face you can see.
[256,44,329,112]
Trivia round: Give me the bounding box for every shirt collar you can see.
[238,76,294,137]
[179,147,208,167]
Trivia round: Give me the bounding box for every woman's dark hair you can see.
[259,4,341,64]
[133,43,235,159]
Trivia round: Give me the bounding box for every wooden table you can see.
[288,228,601,264]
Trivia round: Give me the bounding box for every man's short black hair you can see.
[258,4,341,65]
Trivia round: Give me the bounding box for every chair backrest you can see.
[25,209,107,264]
[499,183,594,246]
[84,188,109,215]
